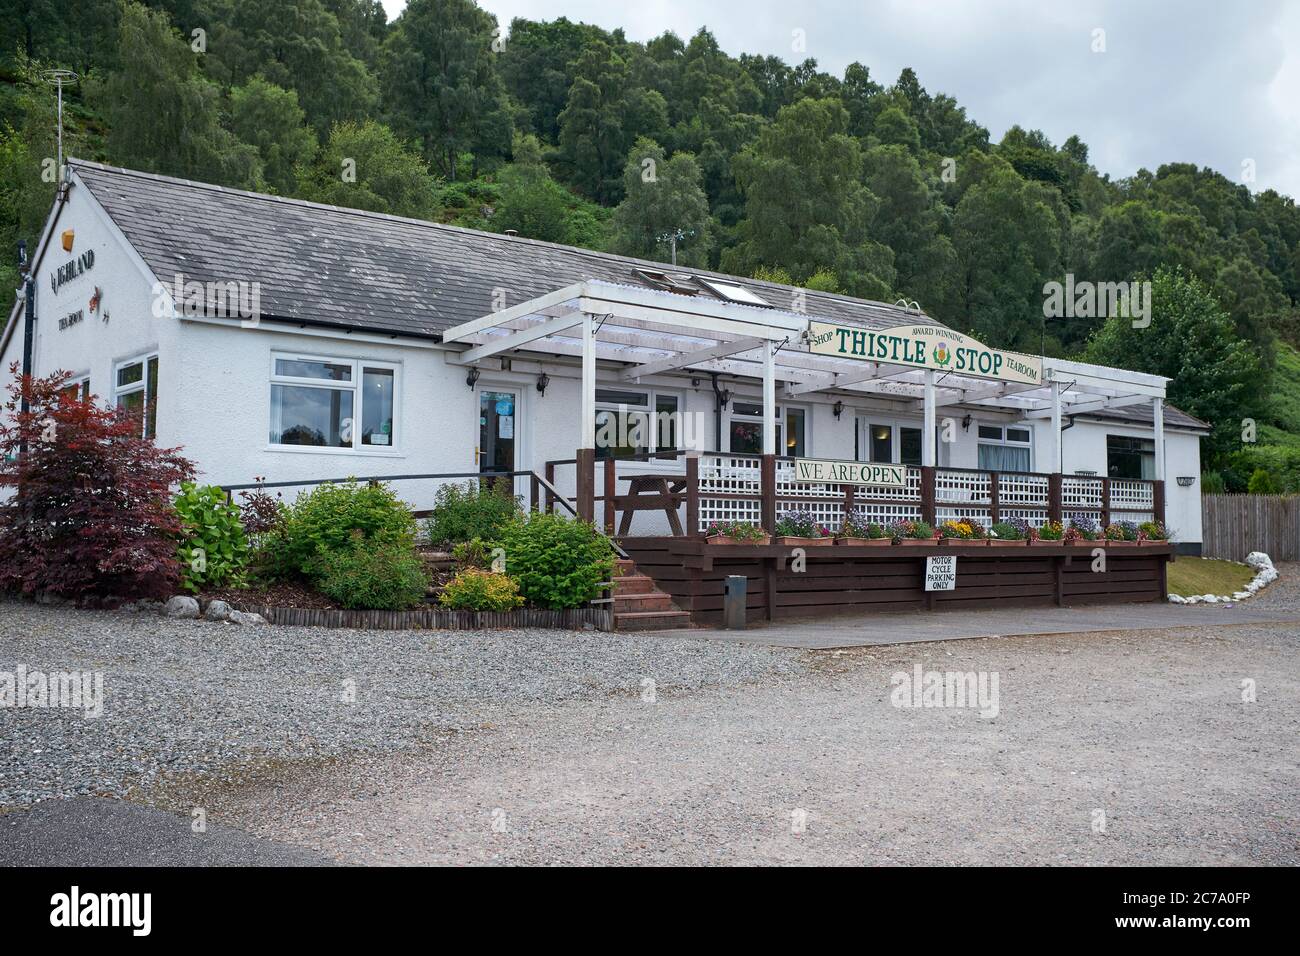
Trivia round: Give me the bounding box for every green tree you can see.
[297,120,440,218]
[952,164,1062,349]
[610,138,712,266]
[1085,268,1266,466]
[555,39,668,203]
[723,97,894,299]
[228,77,318,195]
[88,1,259,188]
[380,0,511,180]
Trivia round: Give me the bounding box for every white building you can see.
[2,160,1208,554]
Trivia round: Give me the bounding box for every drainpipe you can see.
[18,239,35,451]
[708,372,726,450]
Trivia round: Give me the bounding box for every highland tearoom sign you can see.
[806,321,1043,386]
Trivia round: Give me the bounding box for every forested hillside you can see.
[3,0,1300,487]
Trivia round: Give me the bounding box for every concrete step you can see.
[613,610,694,631]
[613,573,656,594]
[615,558,638,573]
[614,591,674,614]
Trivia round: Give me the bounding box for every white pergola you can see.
[440,279,1169,480]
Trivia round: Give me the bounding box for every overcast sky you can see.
[380,0,1300,198]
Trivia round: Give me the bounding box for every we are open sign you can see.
[792,458,906,488]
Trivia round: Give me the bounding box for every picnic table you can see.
[616,472,688,536]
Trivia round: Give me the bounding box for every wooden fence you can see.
[1201,494,1300,561]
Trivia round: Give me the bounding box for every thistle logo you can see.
[50,887,151,936]
[932,341,951,368]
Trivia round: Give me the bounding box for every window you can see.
[594,387,680,460]
[1107,435,1154,480]
[976,423,1032,472]
[60,376,90,402]
[269,354,398,450]
[860,421,924,465]
[695,277,769,306]
[115,355,158,438]
[729,401,804,455]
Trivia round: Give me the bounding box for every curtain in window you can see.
[977,443,1031,472]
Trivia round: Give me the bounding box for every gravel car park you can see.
[2,576,1297,866]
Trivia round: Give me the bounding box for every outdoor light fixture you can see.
[536,372,550,396]
[832,400,844,419]
[465,367,480,389]
[962,414,972,431]
[719,388,732,409]
[1177,476,1195,487]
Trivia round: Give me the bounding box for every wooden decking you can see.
[618,537,1173,627]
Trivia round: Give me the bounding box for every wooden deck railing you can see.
[544,450,1163,538]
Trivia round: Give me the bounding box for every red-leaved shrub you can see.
[0,365,195,603]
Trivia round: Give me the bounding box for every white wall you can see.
[1,179,179,429]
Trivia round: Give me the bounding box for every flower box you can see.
[775,535,833,547]
[707,534,771,546]
[894,537,935,546]
[1105,539,1139,547]
[835,536,893,547]
[987,538,1027,547]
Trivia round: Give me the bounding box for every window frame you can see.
[1106,433,1155,480]
[267,352,401,454]
[113,353,159,439]
[593,386,683,460]
[857,417,925,466]
[727,400,808,457]
[976,422,1034,473]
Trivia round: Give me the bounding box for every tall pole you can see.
[41,70,78,181]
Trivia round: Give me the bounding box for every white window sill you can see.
[263,445,406,458]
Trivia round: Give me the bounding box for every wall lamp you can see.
[1176,476,1195,487]
[832,400,844,419]
[718,388,732,410]
[961,413,972,431]
[465,366,480,389]
[536,372,550,396]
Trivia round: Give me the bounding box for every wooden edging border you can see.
[237,604,614,632]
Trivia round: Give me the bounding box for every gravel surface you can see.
[215,621,1299,866]
[0,601,800,807]
[2,583,1296,866]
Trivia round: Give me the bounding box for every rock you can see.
[1167,594,1185,604]
[1233,591,1251,601]
[205,600,232,622]
[1246,551,1274,571]
[229,610,266,626]
[164,596,201,619]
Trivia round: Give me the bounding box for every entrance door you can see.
[478,388,519,475]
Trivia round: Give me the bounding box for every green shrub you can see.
[425,480,522,546]
[1247,467,1281,494]
[265,479,417,579]
[1200,471,1226,494]
[315,537,431,610]
[438,568,524,611]
[451,537,495,569]
[491,513,616,609]
[174,482,250,593]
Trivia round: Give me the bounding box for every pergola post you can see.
[1153,397,1166,525]
[1049,381,1062,474]
[760,340,777,532]
[576,312,596,523]
[921,369,936,526]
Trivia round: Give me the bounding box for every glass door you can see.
[478,388,518,476]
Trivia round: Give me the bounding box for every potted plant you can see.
[1104,520,1139,546]
[1034,520,1064,544]
[1065,514,1101,545]
[938,519,985,545]
[836,511,891,546]
[1137,520,1169,544]
[773,509,834,547]
[889,519,935,546]
[704,520,770,546]
[988,520,1028,547]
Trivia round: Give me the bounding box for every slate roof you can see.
[68,158,936,340]
[1076,402,1210,433]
